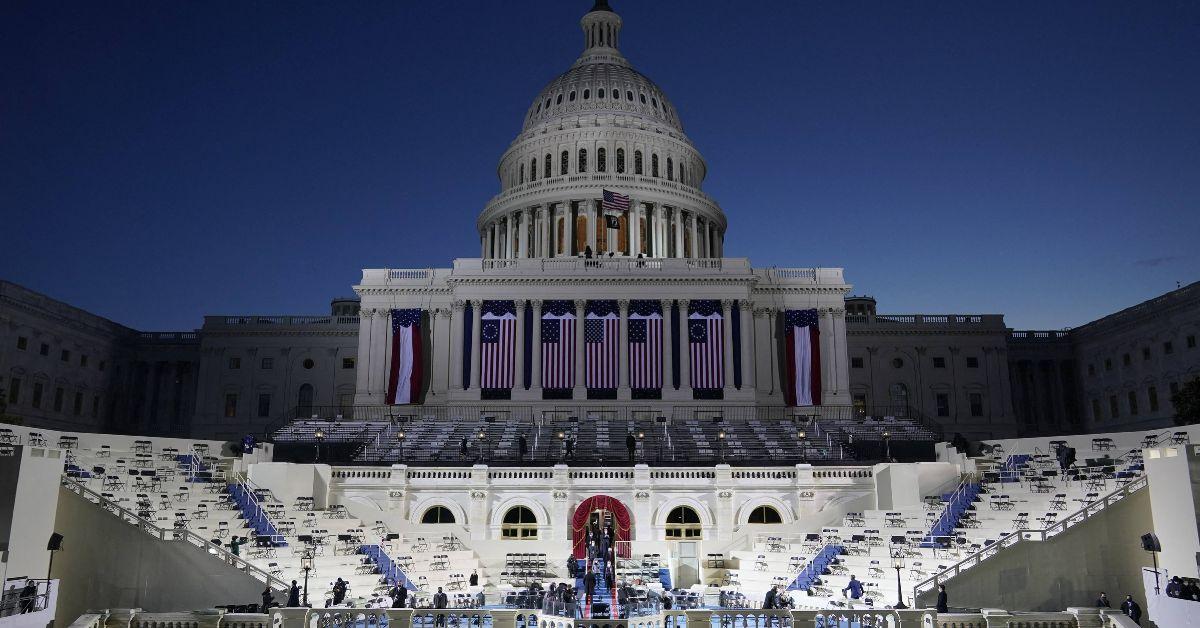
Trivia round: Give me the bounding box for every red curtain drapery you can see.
[570,494,632,559]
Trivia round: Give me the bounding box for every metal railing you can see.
[912,475,1148,601]
[60,476,287,593]
[0,579,52,617]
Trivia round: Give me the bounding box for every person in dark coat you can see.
[584,245,593,259]
[567,555,578,578]
[469,570,479,587]
[842,575,864,600]
[18,580,38,614]
[518,434,528,461]
[626,432,636,462]
[1096,592,1110,607]
[1121,595,1141,625]
[433,587,449,626]
[390,584,408,608]
[583,570,597,609]
[261,587,275,613]
[763,585,778,609]
[935,584,948,613]
[286,581,301,607]
[331,578,347,606]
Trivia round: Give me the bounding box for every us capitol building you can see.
[2,2,1197,441]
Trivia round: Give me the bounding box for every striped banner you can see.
[541,300,576,393]
[480,300,516,393]
[628,300,663,393]
[585,300,619,391]
[689,300,724,394]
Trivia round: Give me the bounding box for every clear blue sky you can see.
[3,1,1197,332]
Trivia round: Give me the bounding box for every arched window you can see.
[421,506,456,524]
[569,91,576,102]
[561,151,569,175]
[651,154,659,178]
[634,151,643,175]
[502,506,538,539]
[598,88,605,99]
[297,384,314,417]
[627,90,634,101]
[583,89,590,100]
[556,94,563,105]
[578,149,588,173]
[519,163,524,184]
[666,157,673,181]
[616,148,625,174]
[544,154,552,178]
[529,158,537,181]
[597,147,607,173]
[747,505,783,524]
[640,93,647,104]
[665,506,701,539]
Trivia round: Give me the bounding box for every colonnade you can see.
[480,199,723,260]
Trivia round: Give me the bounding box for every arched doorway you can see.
[571,494,632,559]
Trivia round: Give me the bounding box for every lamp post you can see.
[882,431,891,462]
[314,429,325,463]
[797,430,807,461]
[718,430,726,462]
[396,430,406,462]
[637,431,644,462]
[301,548,314,607]
[478,429,486,463]
[890,548,907,609]
[558,431,566,462]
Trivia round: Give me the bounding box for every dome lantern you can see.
[578,1,625,66]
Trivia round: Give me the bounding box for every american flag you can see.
[586,312,619,389]
[689,300,724,390]
[386,309,423,405]
[628,301,662,390]
[784,309,822,406]
[602,189,630,213]
[541,306,575,390]
[480,302,516,390]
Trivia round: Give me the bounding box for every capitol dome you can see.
[478,1,728,262]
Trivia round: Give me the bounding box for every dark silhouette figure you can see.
[286,581,300,607]
[936,584,948,613]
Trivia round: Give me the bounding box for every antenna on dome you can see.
[589,0,614,12]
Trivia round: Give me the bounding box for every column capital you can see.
[470,299,484,308]
[514,298,527,308]
[679,299,691,310]
[720,299,734,310]
[752,307,772,319]
[739,300,755,312]
[573,299,587,309]
[436,307,452,319]
[830,307,845,319]
[529,299,544,309]
[452,300,466,311]
[617,299,631,312]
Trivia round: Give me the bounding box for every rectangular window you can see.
[1149,387,1159,413]
[966,357,979,368]
[1104,358,1112,371]
[1109,396,1119,419]
[935,393,950,417]
[1128,391,1138,415]
[1164,341,1174,355]
[851,357,864,369]
[933,357,946,369]
[228,357,241,370]
[7,378,20,404]
[16,336,27,350]
[969,393,983,417]
[342,357,356,369]
[54,387,64,412]
[1188,335,1197,349]
[1143,347,1151,360]
[224,394,238,418]
[39,343,49,356]
[261,357,274,370]
[80,354,88,367]
[1122,353,1131,367]
[257,393,271,418]
[61,349,70,362]
[32,382,43,409]
[73,391,83,416]
[1092,398,1102,421]
[92,395,101,418]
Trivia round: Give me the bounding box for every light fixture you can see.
[638,432,644,439]
[718,431,725,439]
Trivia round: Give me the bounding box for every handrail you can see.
[912,475,1148,601]
[61,476,286,592]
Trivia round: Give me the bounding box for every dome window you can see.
[556,94,563,105]
[597,147,606,172]
[535,102,542,113]
[639,93,647,104]
[651,154,659,178]
[652,97,658,109]
[666,157,673,181]
[561,151,569,175]
[616,148,625,174]
[626,90,634,101]
[544,154,552,178]
[519,163,525,184]
[578,149,587,173]
[598,89,605,99]
[583,89,590,100]
[634,150,643,175]
[530,158,537,181]
[569,91,576,102]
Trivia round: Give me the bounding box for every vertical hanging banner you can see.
[784,309,822,406]
[540,300,576,399]
[387,309,423,405]
[689,299,725,399]
[586,300,619,399]
[480,300,516,399]
[628,300,663,399]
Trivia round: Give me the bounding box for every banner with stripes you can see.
[541,300,575,396]
[784,308,822,406]
[586,300,619,397]
[480,300,516,397]
[386,309,422,405]
[629,300,663,397]
[688,300,724,398]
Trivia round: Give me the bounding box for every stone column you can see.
[831,308,848,399]
[530,300,543,396]
[739,301,755,391]
[574,299,587,396]
[505,216,514,259]
[519,209,530,258]
[429,308,451,400]
[618,299,630,398]
[449,301,465,391]
[354,309,373,402]
[721,299,735,391]
[706,221,714,257]
[679,299,691,393]
[469,300,483,391]
[513,300,526,391]
[629,203,640,256]
[673,208,684,258]
[662,299,675,391]
[688,213,699,258]
[586,200,598,252]
[540,206,550,258]
[371,309,390,400]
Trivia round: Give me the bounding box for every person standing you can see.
[1096,592,1110,608]
[626,432,636,462]
[518,434,528,461]
[261,587,275,613]
[935,584,948,613]
[763,585,777,610]
[842,575,864,600]
[584,569,597,612]
[469,570,479,587]
[18,580,38,614]
[332,578,347,606]
[390,583,408,608]
[1121,595,1141,625]
[287,580,301,607]
[460,437,469,459]
[434,587,449,627]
